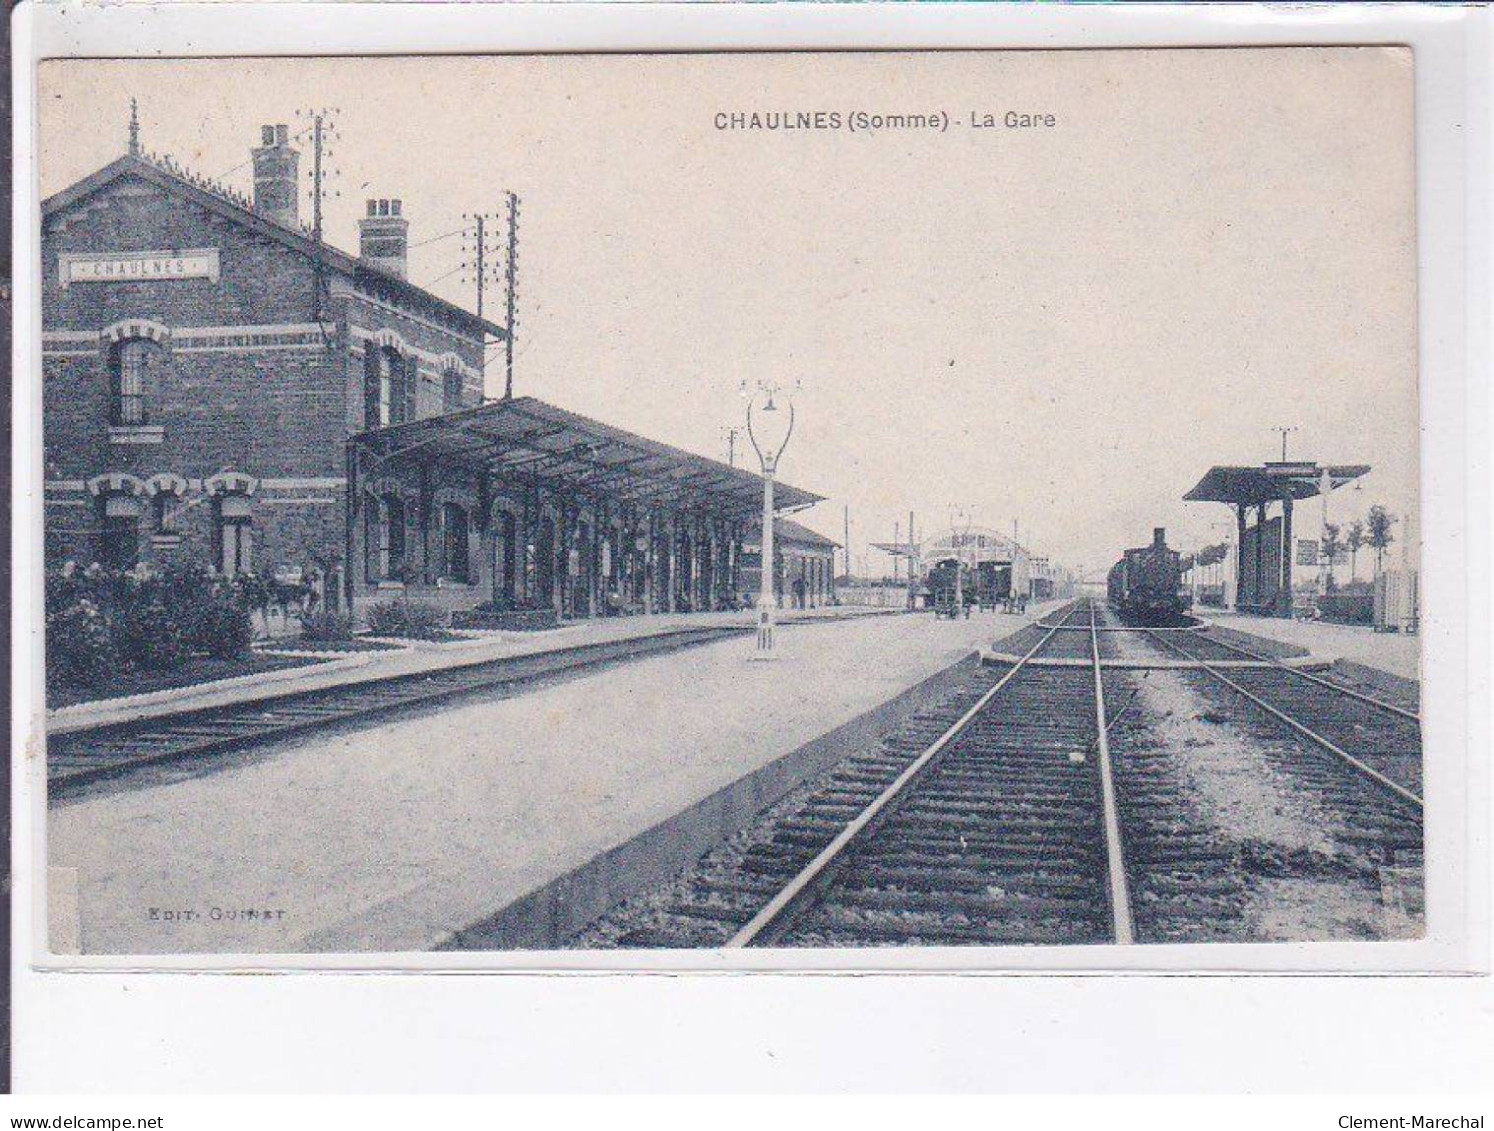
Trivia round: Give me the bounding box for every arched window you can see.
[365,345,413,429]
[99,494,143,570]
[377,350,394,426]
[145,474,188,539]
[442,365,464,414]
[111,338,157,425]
[153,491,177,534]
[215,493,254,577]
[366,493,406,582]
[442,502,470,582]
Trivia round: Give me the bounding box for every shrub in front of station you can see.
[44,559,258,693]
[298,609,356,643]
[365,599,450,641]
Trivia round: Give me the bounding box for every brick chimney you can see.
[1153,527,1167,548]
[359,198,409,279]
[251,124,300,228]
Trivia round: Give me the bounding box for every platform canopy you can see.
[753,517,840,549]
[352,395,823,518]
[1183,461,1370,506]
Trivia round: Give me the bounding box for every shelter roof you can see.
[1183,462,1370,506]
[353,396,824,518]
[748,517,840,549]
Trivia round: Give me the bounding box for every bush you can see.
[470,595,543,615]
[298,609,355,642]
[43,560,257,692]
[114,596,191,670]
[365,600,450,639]
[157,561,221,652]
[1318,592,1373,626]
[199,600,255,659]
[46,598,118,689]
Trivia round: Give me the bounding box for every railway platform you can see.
[48,601,1065,954]
[1196,612,1420,684]
[48,604,900,735]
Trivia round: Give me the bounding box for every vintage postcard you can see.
[31,47,1426,962]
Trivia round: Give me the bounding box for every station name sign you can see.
[59,248,220,289]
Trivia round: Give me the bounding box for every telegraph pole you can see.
[504,191,520,400]
[907,510,916,610]
[1272,425,1299,462]
[462,210,504,390]
[311,112,325,324]
[720,425,741,467]
[843,505,851,583]
[297,107,340,331]
[474,214,486,323]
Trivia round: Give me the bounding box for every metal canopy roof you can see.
[748,517,840,549]
[353,396,824,518]
[1183,462,1371,506]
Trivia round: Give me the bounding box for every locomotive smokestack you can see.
[1153,527,1167,548]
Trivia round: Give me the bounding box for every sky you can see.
[37,49,1420,580]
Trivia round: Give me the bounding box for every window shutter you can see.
[405,355,420,422]
[365,499,380,581]
[363,350,380,429]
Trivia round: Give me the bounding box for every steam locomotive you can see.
[926,557,974,618]
[1107,527,1190,624]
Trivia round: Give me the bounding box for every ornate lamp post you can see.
[949,505,974,614]
[746,381,797,657]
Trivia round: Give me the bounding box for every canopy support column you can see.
[1279,494,1294,618]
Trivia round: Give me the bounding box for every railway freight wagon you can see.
[975,560,1012,610]
[1108,527,1189,624]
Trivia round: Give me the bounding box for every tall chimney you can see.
[1153,527,1167,548]
[359,198,409,279]
[251,123,299,228]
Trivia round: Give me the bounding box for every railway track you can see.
[1140,627,1423,803]
[576,599,1136,948]
[48,624,750,797]
[579,598,1425,948]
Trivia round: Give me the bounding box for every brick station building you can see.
[738,518,839,609]
[41,121,822,620]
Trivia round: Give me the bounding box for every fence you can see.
[838,583,915,609]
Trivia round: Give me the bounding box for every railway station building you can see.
[921,526,1033,600]
[737,517,839,609]
[41,120,823,621]
[1183,461,1368,617]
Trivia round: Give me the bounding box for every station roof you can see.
[1184,462,1370,506]
[353,396,824,518]
[44,153,509,342]
[747,517,840,549]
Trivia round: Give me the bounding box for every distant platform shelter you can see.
[1184,461,1368,617]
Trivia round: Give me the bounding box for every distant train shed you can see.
[1184,461,1368,617]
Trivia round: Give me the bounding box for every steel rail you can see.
[725,600,1094,947]
[1163,628,1420,724]
[1089,603,1136,944]
[1143,630,1423,811]
[49,623,753,793]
